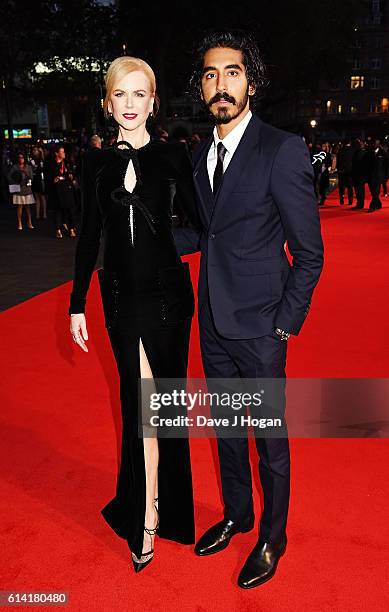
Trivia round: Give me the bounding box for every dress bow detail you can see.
[110,140,156,246]
[110,186,156,235]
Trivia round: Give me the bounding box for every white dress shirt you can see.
[207,110,252,187]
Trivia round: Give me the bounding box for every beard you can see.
[207,88,249,124]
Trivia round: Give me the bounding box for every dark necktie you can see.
[213,142,227,196]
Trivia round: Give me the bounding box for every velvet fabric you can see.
[69,140,200,558]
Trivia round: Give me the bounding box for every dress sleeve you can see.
[173,145,202,255]
[174,144,201,230]
[68,153,102,315]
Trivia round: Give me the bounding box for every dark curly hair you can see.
[188,29,268,109]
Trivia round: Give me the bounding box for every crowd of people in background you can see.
[0,127,205,236]
[1,129,388,236]
[1,133,102,236]
[308,138,388,212]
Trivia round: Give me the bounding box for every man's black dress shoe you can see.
[194,516,254,556]
[238,535,287,589]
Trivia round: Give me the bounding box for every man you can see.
[365,139,387,212]
[175,30,324,589]
[350,139,368,210]
[381,143,389,197]
[337,140,354,206]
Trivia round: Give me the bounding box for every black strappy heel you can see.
[131,502,160,573]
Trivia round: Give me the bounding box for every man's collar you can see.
[212,110,252,151]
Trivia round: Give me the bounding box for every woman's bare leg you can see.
[17,205,22,229]
[26,205,34,228]
[139,338,159,553]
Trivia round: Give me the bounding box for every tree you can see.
[33,0,118,133]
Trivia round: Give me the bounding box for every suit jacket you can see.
[175,113,324,339]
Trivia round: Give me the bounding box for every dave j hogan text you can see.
[148,415,282,429]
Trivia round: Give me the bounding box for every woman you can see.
[8,152,35,230]
[69,57,199,572]
[49,145,77,238]
[30,146,47,219]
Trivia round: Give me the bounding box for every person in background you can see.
[318,142,333,206]
[89,134,102,150]
[1,146,13,206]
[337,140,354,206]
[365,139,387,213]
[350,139,368,210]
[30,145,47,219]
[67,147,82,212]
[48,145,77,238]
[311,143,323,201]
[8,152,35,230]
[381,142,388,197]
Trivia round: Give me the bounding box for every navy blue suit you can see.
[175,114,324,543]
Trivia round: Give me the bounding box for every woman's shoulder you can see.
[83,147,111,172]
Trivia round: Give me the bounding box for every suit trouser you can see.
[55,206,76,230]
[199,299,290,544]
[338,172,353,204]
[368,181,382,210]
[354,181,365,207]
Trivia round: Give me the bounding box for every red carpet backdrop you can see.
[1,191,389,611]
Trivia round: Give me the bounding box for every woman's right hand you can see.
[70,313,89,352]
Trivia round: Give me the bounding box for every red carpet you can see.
[1,190,389,611]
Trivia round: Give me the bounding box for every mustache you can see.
[207,92,236,107]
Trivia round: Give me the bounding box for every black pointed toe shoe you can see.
[131,503,160,573]
[194,515,255,556]
[237,535,287,589]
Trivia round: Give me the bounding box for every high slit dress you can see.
[68,139,199,559]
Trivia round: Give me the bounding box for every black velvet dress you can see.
[68,138,200,559]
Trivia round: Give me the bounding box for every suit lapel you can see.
[210,115,262,223]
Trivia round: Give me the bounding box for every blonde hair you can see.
[103,56,160,118]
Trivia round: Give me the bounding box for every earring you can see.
[149,111,153,118]
[108,111,113,118]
